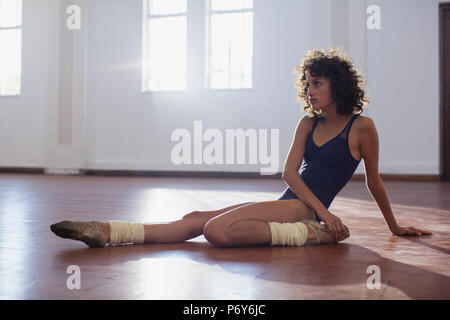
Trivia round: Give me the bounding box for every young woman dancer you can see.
[50,48,432,248]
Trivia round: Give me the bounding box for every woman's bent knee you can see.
[182,210,202,219]
[203,220,233,248]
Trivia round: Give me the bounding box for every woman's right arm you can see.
[281,116,347,240]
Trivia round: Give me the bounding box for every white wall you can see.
[364,0,441,174]
[0,0,444,175]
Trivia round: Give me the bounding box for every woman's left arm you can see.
[359,117,432,236]
[367,178,431,236]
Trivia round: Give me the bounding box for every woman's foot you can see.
[302,219,350,245]
[50,220,110,248]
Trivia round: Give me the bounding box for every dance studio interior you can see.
[0,0,449,301]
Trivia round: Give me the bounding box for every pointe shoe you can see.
[301,219,350,245]
[50,220,107,248]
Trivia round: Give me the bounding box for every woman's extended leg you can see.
[141,201,255,243]
[50,201,256,247]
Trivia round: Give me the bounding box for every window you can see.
[206,0,253,89]
[0,0,22,96]
[142,0,187,92]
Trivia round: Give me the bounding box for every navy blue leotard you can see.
[278,113,362,222]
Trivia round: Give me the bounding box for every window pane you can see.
[144,16,186,91]
[0,28,21,95]
[230,56,251,89]
[210,0,252,11]
[149,0,186,15]
[209,12,253,89]
[0,0,22,28]
[210,52,229,89]
[211,12,253,56]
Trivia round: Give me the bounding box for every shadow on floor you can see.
[54,239,449,300]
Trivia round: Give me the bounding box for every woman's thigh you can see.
[180,201,256,234]
[205,199,315,230]
[182,201,255,221]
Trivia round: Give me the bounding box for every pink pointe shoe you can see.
[301,219,350,244]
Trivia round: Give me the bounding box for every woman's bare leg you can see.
[88,202,256,244]
[141,201,255,243]
[53,202,256,246]
[202,199,322,247]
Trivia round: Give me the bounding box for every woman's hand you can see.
[390,225,432,237]
[316,209,347,241]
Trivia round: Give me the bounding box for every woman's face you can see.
[305,70,334,113]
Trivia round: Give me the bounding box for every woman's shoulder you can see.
[353,114,375,134]
[300,115,316,134]
[355,114,374,124]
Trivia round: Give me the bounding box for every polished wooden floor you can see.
[0,173,448,300]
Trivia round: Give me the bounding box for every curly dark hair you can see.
[293,47,369,119]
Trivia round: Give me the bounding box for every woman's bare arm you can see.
[360,117,432,236]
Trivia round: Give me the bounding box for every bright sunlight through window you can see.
[206,0,253,90]
[0,0,22,96]
[142,0,187,92]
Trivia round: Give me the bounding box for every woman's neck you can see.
[316,106,352,126]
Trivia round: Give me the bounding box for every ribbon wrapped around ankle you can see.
[268,221,308,246]
[108,221,145,245]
